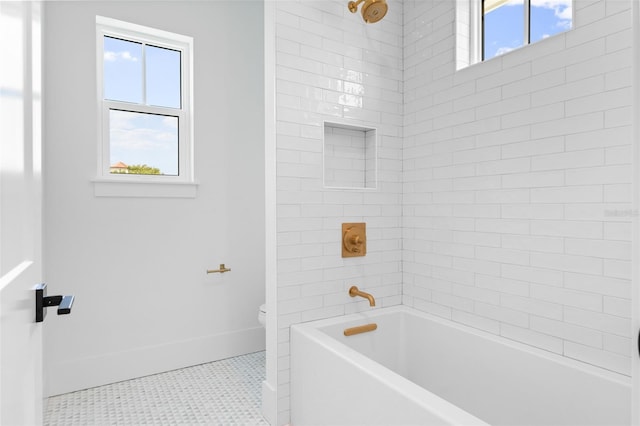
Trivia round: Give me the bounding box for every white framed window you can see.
[457,0,572,68]
[95,16,195,196]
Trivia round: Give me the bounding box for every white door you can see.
[634,2,640,424]
[0,1,44,424]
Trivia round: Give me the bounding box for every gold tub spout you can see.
[349,286,375,306]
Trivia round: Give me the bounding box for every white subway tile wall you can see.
[274,1,403,424]
[274,0,633,424]
[404,0,632,381]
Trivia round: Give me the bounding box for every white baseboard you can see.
[261,379,277,425]
[45,327,266,396]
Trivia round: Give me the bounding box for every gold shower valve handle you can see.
[344,229,364,253]
[342,223,366,257]
[350,235,361,253]
[207,263,231,274]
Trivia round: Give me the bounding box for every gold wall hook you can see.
[207,263,231,274]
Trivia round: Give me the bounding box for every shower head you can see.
[348,0,388,24]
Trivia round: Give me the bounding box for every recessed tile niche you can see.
[323,122,377,189]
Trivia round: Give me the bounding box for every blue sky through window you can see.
[104,37,142,103]
[109,110,179,176]
[484,0,524,60]
[530,0,572,43]
[146,46,181,109]
[484,0,572,60]
[104,36,181,175]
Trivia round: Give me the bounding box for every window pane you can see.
[146,45,181,109]
[103,37,142,103]
[483,0,525,60]
[109,110,179,176]
[530,0,572,44]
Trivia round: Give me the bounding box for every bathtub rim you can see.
[291,308,489,425]
[292,305,632,388]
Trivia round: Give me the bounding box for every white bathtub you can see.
[291,306,631,426]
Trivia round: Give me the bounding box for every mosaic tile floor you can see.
[45,351,268,426]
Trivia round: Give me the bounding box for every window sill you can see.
[92,178,199,198]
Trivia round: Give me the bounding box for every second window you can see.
[482,0,572,61]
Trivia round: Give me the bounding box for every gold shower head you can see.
[348,0,388,23]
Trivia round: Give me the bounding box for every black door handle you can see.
[35,283,74,323]
[58,295,74,314]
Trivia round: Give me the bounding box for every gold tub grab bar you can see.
[344,323,377,336]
